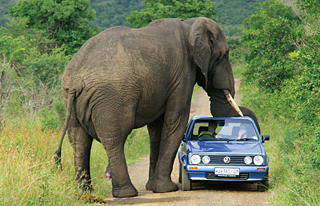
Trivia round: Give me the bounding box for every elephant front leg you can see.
[146,115,163,190]
[68,124,93,192]
[151,115,189,193]
[152,137,181,193]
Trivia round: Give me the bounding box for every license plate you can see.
[214,168,239,177]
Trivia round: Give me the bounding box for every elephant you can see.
[54,17,260,198]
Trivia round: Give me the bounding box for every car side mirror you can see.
[262,135,270,143]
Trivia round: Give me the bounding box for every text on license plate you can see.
[214,168,239,177]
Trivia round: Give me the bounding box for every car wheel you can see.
[257,172,269,192]
[181,167,192,191]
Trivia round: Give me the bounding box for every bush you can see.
[39,99,65,131]
[241,0,303,92]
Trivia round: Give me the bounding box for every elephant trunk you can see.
[209,90,261,133]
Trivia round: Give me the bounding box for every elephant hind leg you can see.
[92,107,138,198]
[68,120,93,191]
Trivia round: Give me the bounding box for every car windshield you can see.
[190,119,259,141]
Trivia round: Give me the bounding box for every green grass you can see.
[0,119,150,205]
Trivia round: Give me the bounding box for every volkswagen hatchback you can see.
[178,116,270,191]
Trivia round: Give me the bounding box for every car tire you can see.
[257,172,269,192]
[181,167,192,191]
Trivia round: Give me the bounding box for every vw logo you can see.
[223,156,231,164]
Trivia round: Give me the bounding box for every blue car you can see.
[178,116,270,191]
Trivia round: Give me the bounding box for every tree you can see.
[0,17,70,86]
[213,0,265,36]
[0,0,17,27]
[89,0,145,29]
[8,0,101,54]
[0,18,70,123]
[127,0,216,28]
[241,0,303,92]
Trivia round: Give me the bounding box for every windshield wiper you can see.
[236,137,257,141]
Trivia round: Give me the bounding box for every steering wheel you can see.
[198,133,212,138]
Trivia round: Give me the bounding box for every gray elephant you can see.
[54,17,259,198]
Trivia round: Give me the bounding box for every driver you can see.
[198,121,217,137]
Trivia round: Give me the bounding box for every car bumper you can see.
[185,165,268,182]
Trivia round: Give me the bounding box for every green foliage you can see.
[0,0,17,27]
[127,0,216,28]
[1,18,71,85]
[296,0,320,15]
[89,0,145,29]
[226,36,246,65]
[8,0,101,54]
[240,0,320,204]
[241,0,303,92]
[214,0,265,36]
[0,18,70,125]
[39,100,65,131]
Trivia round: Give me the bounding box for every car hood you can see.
[188,141,263,155]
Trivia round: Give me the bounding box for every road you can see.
[103,79,269,205]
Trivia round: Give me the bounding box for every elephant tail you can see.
[54,92,75,170]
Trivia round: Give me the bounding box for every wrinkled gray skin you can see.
[54,17,260,198]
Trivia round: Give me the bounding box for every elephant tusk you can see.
[223,90,243,117]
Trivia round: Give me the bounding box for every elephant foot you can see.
[77,178,93,193]
[152,180,179,193]
[112,184,138,198]
[145,179,155,191]
[79,183,94,193]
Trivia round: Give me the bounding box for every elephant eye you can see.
[221,51,229,60]
[217,51,222,60]
[209,40,214,50]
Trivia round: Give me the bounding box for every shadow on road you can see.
[190,181,260,192]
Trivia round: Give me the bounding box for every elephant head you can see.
[187,18,243,118]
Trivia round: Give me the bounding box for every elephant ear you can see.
[189,18,212,87]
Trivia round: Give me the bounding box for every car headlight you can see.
[244,156,252,165]
[253,156,264,165]
[190,154,201,164]
[202,156,211,164]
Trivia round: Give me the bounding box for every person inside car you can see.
[237,124,248,140]
[198,121,217,139]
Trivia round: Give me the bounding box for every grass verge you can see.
[240,81,320,206]
[0,119,149,205]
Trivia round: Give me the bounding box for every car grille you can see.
[207,155,255,166]
[206,172,249,180]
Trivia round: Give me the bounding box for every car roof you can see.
[190,116,256,122]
